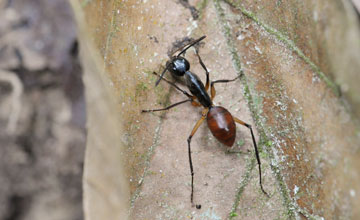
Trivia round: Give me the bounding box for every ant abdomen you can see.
[207,106,236,147]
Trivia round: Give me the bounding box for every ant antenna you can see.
[155,62,171,87]
[176,35,206,57]
[155,36,207,87]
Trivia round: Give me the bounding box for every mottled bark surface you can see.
[73,0,360,219]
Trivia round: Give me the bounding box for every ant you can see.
[142,36,269,209]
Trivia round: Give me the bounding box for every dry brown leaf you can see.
[71,0,360,219]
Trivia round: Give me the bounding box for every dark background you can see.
[0,0,84,219]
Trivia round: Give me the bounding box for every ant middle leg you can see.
[233,117,269,198]
[152,71,203,105]
[142,99,192,113]
[152,72,193,98]
[143,72,202,112]
[210,75,241,100]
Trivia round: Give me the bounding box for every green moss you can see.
[266,140,273,148]
[141,70,171,106]
[229,212,238,217]
[196,0,209,19]
[135,82,149,97]
[236,139,245,147]
[259,150,267,159]
[228,156,256,219]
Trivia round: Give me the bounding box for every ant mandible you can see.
[142,36,269,209]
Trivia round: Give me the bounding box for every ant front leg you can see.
[187,108,209,209]
[233,117,269,198]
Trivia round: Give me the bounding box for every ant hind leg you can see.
[233,116,269,197]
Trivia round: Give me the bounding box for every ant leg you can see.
[152,72,193,98]
[233,117,269,198]
[194,49,210,91]
[146,72,201,111]
[191,99,202,107]
[153,71,202,107]
[210,75,241,100]
[142,99,192,113]
[187,108,209,209]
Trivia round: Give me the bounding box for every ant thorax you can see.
[184,71,212,108]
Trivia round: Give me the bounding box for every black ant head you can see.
[155,35,206,87]
[167,57,190,77]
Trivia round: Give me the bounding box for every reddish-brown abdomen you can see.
[207,106,236,147]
